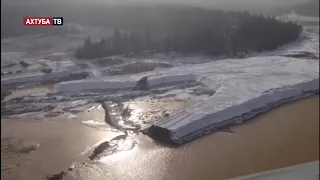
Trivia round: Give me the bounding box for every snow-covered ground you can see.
[1,12,319,144]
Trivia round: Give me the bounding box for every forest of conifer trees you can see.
[75,8,302,59]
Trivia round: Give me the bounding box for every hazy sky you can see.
[4,0,316,12]
[61,0,315,9]
[60,0,315,12]
[8,0,313,5]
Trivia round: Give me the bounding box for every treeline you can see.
[75,9,302,59]
[75,30,153,59]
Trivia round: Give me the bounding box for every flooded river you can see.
[1,95,319,180]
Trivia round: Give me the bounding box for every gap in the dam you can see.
[84,96,197,161]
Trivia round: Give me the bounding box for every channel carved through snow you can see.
[86,97,196,160]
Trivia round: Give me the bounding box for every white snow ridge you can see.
[54,74,201,93]
[149,78,319,145]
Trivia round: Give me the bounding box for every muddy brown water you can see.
[1,95,319,180]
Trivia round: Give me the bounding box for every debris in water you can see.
[45,171,67,180]
[221,127,236,133]
[89,135,136,160]
[68,164,75,171]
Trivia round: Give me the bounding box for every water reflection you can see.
[99,137,138,163]
[70,96,319,180]
[82,98,195,162]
